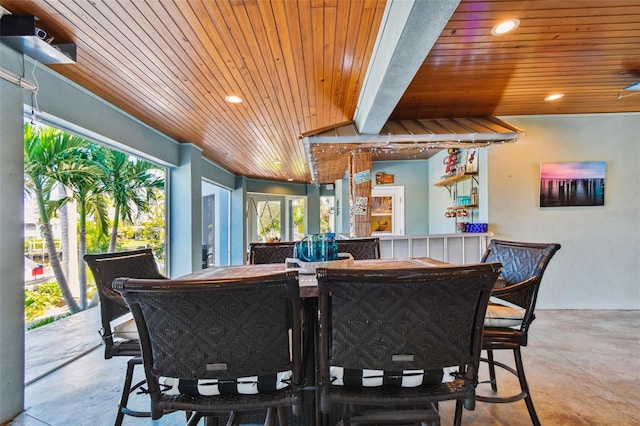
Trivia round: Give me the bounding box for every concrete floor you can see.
[5,308,639,425]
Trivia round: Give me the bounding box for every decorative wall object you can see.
[354,197,368,215]
[354,169,371,184]
[540,161,605,207]
[442,148,461,177]
[465,148,479,173]
[375,172,395,184]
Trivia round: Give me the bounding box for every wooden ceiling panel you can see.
[392,0,640,120]
[1,0,385,182]
[1,0,638,183]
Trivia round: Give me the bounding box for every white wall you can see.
[488,114,640,309]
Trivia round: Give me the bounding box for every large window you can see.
[247,194,307,243]
[289,198,306,241]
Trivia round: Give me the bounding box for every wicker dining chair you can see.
[249,241,297,264]
[335,237,380,260]
[478,239,561,426]
[113,271,303,426]
[316,263,501,426]
[83,248,166,426]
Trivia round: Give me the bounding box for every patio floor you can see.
[5,308,640,425]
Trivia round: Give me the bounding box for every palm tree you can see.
[98,149,164,253]
[58,141,108,309]
[23,124,97,313]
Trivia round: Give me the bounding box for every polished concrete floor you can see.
[6,308,639,425]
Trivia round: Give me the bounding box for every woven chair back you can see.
[317,263,500,377]
[114,271,302,383]
[335,238,380,260]
[84,249,164,357]
[249,242,296,264]
[481,239,561,308]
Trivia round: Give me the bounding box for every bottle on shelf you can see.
[470,187,478,206]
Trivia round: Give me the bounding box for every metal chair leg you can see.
[514,348,541,426]
[453,400,463,426]
[115,357,150,426]
[276,406,288,425]
[487,349,498,392]
[264,407,276,426]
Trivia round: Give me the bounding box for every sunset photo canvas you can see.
[540,162,605,207]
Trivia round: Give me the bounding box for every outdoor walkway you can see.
[25,307,102,385]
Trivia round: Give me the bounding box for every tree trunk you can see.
[58,185,70,279]
[41,222,81,313]
[78,203,87,309]
[108,204,120,253]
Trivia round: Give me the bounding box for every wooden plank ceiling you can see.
[392,0,640,119]
[1,0,639,184]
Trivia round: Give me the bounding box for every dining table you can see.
[179,256,450,297]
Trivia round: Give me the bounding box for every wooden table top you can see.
[180,257,449,297]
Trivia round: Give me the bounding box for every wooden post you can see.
[349,151,372,237]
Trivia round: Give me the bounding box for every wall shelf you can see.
[433,172,478,188]
[447,204,478,210]
[1,15,76,64]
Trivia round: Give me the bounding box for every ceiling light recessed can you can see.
[544,93,564,101]
[491,19,520,35]
[224,95,243,104]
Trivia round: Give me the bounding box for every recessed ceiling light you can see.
[544,93,564,101]
[224,95,243,104]
[491,19,520,35]
[287,178,294,182]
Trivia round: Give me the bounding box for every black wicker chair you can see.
[335,237,380,260]
[316,263,501,426]
[114,271,303,426]
[478,239,561,426]
[83,249,166,426]
[249,241,296,264]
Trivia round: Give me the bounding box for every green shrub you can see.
[25,281,63,321]
[27,313,70,330]
[25,280,98,322]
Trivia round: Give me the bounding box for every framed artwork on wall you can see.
[465,148,479,173]
[539,161,605,207]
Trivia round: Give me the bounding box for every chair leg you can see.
[453,400,463,426]
[226,411,241,426]
[342,404,352,426]
[487,349,498,392]
[116,357,150,426]
[264,408,276,426]
[514,348,541,426]
[186,412,204,426]
[276,406,288,425]
[204,415,218,426]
